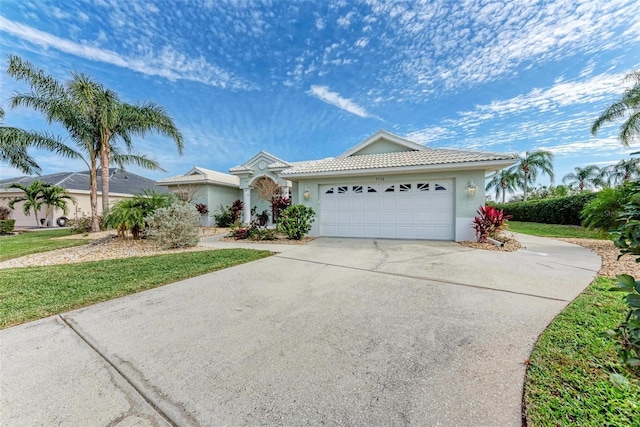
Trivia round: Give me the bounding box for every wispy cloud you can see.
[308,85,378,119]
[0,16,253,90]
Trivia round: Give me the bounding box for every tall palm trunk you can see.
[89,159,100,232]
[523,166,529,201]
[501,181,506,204]
[100,129,112,214]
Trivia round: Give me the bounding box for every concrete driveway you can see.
[1,234,600,426]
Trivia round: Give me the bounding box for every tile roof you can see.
[0,168,167,194]
[157,167,240,187]
[280,149,516,175]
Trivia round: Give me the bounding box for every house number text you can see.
[375,177,385,181]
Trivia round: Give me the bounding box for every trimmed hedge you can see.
[491,192,596,225]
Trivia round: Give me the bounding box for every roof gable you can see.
[157,167,239,187]
[229,151,290,174]
[340,130,429,157]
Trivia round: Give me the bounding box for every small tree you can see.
[277,204,315,240]
[40,184,76,226]
[7,180,46,226]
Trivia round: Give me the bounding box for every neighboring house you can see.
[158,130,517,241]
[0,168,167,228]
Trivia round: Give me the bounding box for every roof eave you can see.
[280,158,518,179]
[157,178,240,188]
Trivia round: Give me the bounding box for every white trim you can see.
[340,130,429,157]
[281,159,518,178]
[158,178,240,188]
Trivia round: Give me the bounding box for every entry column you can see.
[243,188,251,224]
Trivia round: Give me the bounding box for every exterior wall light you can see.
[466,180,478,197]
[303,187,311,200]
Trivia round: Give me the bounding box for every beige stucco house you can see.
[158,130,517,241]
[0,168,167,228]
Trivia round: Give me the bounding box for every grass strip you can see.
[0,248,271,329]
[523,277,639,426]
[0,229,88,262]
[508,221,602,239]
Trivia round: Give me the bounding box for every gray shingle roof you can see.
[0,168,167,194]
[280,149,516,175]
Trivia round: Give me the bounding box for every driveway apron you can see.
[0,234,600,426]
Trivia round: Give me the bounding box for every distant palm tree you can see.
[7,180,46,226]
[485,168,521,203]
[40,184,76,226]
[7,55,182,231]
[515,150,555,201]
[562,165,602,191]
[0,107,79,175]
[600,158,640,186]
[591,71,640,146]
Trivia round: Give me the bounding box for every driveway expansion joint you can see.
[58,315,179,427]
[275,255,571,302]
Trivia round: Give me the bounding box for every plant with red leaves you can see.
[472,205,512,242]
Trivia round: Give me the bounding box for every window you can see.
[352,185,363,193]
[385,185,395,192]
[399,183,412,192]
[338,186,348,194]
[417,183,429,191]
[325,187,334,194]
[435,184,447,191]
[367,186,377,193]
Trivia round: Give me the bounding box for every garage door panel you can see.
[319,180,454,240]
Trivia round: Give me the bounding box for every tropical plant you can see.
[231,199,244,223]
[514,150,555,201]
[213,204,234,227]
[7,180,46,226]
[147,202,201,249]
[105,191,175,239]
[485,168,521,203]
[0,206,14,234]
[194,203,209,215]
[581,186,631,233]
[0,106,79,175]
[591,70,640,146]
[271,195,291,222]
[0,206,11,220]
[471,205,512,243]
[39,184,76,226]
[276,204,315,240]
[7,55,182,231]
[604,274,640,375]
[562,165,602,191]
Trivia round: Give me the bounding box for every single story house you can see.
[0,168,167,228]
[158,130,517,241]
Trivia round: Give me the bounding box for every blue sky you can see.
[1,0,639,194]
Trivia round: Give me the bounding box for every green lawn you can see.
[507,221,603,239]
[523,277,639,426]
[0,249,271,328]
[0,229,88,262]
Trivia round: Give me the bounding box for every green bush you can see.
[249,228,276,241]
[67,216,104,234]
[213,204,234,227]
[0,219,15,234]
[581,184,634,233]
[106,191,174,239]
[277,204,315,240]
[147,202,201,249]
[0,206,12,220]
[492,192,596,225]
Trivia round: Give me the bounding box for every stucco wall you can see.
[292,169,486,241]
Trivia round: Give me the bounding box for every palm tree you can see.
[66,72,183,214]
[600,158,640,186]
[591,71,640,146]
[515,150,555,201]
[40,184,76,226]
[0,106,79,175]
[485,168,521,203]
[7,180,46,226]
[7,55,182,231]
[562,165,602,191]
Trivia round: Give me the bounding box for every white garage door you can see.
[319,180,454,240]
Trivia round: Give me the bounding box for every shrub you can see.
[105,191,174,239]
[231,199,244,223]
[194,203,209,215]
[213,204,234,227]
[0,219,15,234]
[249,228,276,241]
[271,196,291,222]
[472,205,512,242]
[581,184,633,233]
[67,216,104,234]
[492,192,596,225]
[277,204,315,240]
[147,202,201,249]
[0,206,12,220]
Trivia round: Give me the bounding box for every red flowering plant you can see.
[472,205,512,243]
